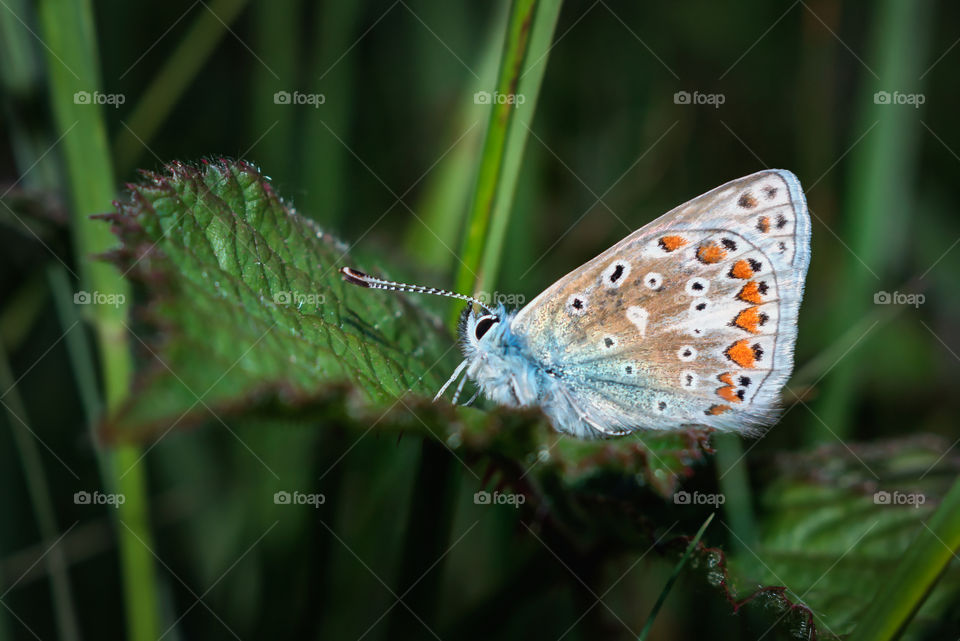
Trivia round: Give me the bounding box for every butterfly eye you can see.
[474,315,498,340]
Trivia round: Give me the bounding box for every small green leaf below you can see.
[680,435,960,640]
[99,158,707,496]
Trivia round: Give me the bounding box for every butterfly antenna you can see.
[340,267,494,315]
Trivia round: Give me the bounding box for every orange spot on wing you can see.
[737,281,764,304]
[716,372,741,403]
[757,216,771,233]
[707,404,732,416]
[725,339,756,368]
[659,235,687,252]
[730,259,754,279]
[717,385,741,403]
[696,241,726,264]
[734,306,763,334]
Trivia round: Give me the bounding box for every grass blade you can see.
[47,265,101,436]
[37,0,161,638]
[638,513,715,641]
[848,476,960,641]
[248,0,302,186]
[812,0,933,441]
[403,4,508,271]
[450,0,562,324]
[298,0,362,224]
[0,340,81,641]
[113,0,249,173]
[714,434,757,553]
[477,0,561,292]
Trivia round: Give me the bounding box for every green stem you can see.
[450,0,561,326]
[848,476,960,641]
[298,0,361,224]
[113,0,249,174]
[0,0,61,190]
[813,0,932,442]
[403,4,507,271]
[637,513,715,641]
[37,0,161,639]
[476,0,561,293]
[0,273,48,351]
[0,341,81,641]
[385,441,460,639]
[47,265,103,445]
[714,434,756,553]
[248,0,301,184]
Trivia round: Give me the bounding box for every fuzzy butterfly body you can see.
[343,169,810,439]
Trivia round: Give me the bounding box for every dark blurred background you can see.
[1,1,959,639]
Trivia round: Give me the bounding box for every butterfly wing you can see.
[510,169,810,436]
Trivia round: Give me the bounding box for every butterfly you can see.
[341,169,810,439]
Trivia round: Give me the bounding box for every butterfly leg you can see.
[433,359,468,403]
[462,388,481,407]
[451,368,469,405]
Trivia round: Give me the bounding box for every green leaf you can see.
[702,436,960,640]
[101,158,456,437]
[850,474,960,641]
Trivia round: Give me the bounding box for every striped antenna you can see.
[340,267,494,315]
